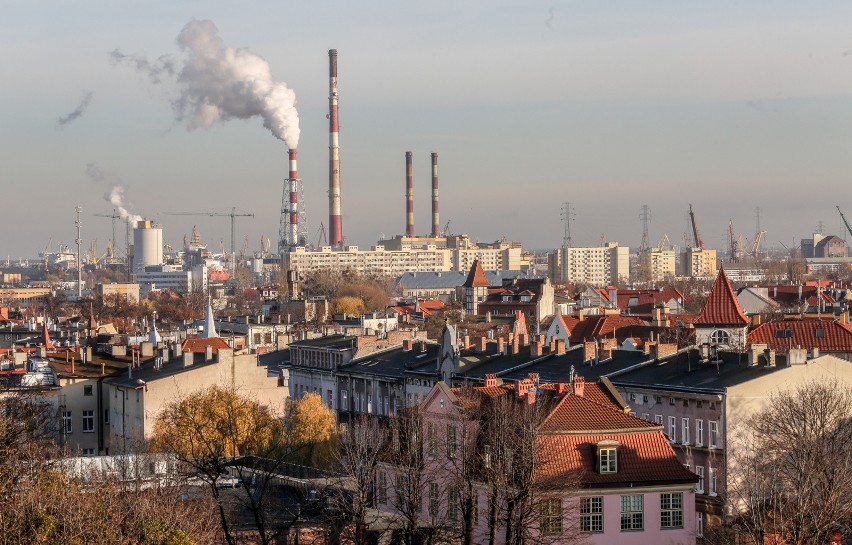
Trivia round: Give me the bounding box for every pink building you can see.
[375,374,698,544]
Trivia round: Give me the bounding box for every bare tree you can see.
[727,380,852,544]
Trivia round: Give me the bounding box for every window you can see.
[669,396,675,405]
[682,418,690,444]
[620,495,644,531]
[83,385,93,396]
[709,420,719,448]
[642,413,649,421]
[668,416,677,441]
[655,414,663,425]
[660,492,684,528]
[710,330,730,344]
[63,411,72,434]
[82,448,95,457]
[447,424,457,459]
[816,328,825,338]
[696,513,704,537]
[695,419,704,447]
[341,390,348,410]
[428,422,437,456]
[378,471,388,503]
[695,466,705,493]
[429,482,439,517]
[367,394,373,414]
[327,389,334,409]
[599,447,617,473]
[104,410,109,425]
[709,467,718,496]
[82,410,94,433]
[448,487,458,521]
[580,497,603,532]
[541,498,562,534]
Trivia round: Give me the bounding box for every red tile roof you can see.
[182,337,231,354]
[538,430,697,486]
[555,314,647,343]
[539,389,658,434]
[748,318,852,352]
[695,267,749,326]
[463,260,490,288]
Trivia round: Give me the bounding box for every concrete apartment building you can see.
[648,247,677,281]
[680,248,717,278]
[96,282,140,303]
[559,242,630,286]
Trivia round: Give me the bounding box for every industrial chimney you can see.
[328,49,343,247]
[288,148,299,247]
[431,152,440,237]
[405,151,414,237]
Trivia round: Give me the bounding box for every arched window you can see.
[710,330,730,344]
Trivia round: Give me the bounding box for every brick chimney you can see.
[555,339,566,355]
[419,341,428,352]
[484,373,497,387]
[518,333,529,346]
[463,335,470,350]
[498,337,505,354]
[840,310,849,325]
[511,335,519,355]
[402,339,413,351]
[531,341,543,357]
[573,376,585,397]
[477,336,488,353]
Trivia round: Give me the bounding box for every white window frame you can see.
[620,494,644,531]
[599,447,617,474]
[341,389,348,410]
[541,498,562,535]
[709,420,719,448]
[696,513,704,537]
[654,414,663,425]
[668,416,677,441]
[695,419,704,447]
[709,467,718,496]
[660,492,684,528]
[63,411,72,434]
[82,410,95,433]
[682,418,690,445]
[580,496,604,533]
[695,466,705,494]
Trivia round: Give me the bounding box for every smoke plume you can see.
[85,163,106,183]
[112,19,300,148]
[105,186,143,224]
[57,92,93,127]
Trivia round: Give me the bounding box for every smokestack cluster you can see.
[328,49,343,247]
[405,152,414,237]
[431,152,440,237]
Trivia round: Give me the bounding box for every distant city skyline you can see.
[3,1,852,258]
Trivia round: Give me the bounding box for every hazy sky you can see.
[3,1,852,259]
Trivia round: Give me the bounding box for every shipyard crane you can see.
[728,220,738,262]
[689,204,704,250]
[750,230,766,259]
[166,207,254,265]
[838,206,852,240]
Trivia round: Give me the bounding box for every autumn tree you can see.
[287,392,339,469]
[386,406,428,545]
[333,295,366,316]
[727,380,852,545]
[152,385,294,545]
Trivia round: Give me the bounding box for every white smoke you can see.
[112,19,300,148]
[106,186,143,225]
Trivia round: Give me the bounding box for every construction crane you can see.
[838,206,852,240]
[312,222,328,249]
[441,219,452,237]
[750,230,766,259]
[166,207,254,265]
[688,204,704,250]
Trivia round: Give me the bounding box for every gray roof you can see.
[339,343,440,379]
[396,270,541,291]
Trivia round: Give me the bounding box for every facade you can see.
[375,376,698,544]
[96,282,140,303]
[560,242,630,287]
[649,247,677,281]
[680,248,717,278]
[395,269,541,301]
[135,264,207,296]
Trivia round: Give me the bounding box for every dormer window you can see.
[596,439,620,474]
[710,330,730,344]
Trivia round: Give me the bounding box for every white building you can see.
[135,264,207,296]
[560,242,630,286]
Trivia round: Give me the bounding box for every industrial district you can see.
[4,32,852,545]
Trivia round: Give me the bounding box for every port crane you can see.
[689,204,704,250]
[838,206,852,240]
[166,207,254,266]
[750,230,766,259]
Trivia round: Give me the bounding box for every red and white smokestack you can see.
[405,151,414,237]
[328,49,343,247]
[431,152,440,237]
[288,148,299,247]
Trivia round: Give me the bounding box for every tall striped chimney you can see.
[288,148,299,247]
[405,151,414,237]
[431,152,440,237]
[328,49,343,247]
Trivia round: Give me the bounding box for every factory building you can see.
[131,220,163,273]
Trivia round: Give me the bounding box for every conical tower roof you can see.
[202,297,218,339]
[695,267,749,326]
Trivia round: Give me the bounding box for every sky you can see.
[3,1,852,259]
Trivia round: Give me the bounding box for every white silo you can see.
[132,220,163,272]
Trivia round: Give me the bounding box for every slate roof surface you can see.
[341,343,440,378]
[396,270,541,290]
[695,268,750,326]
